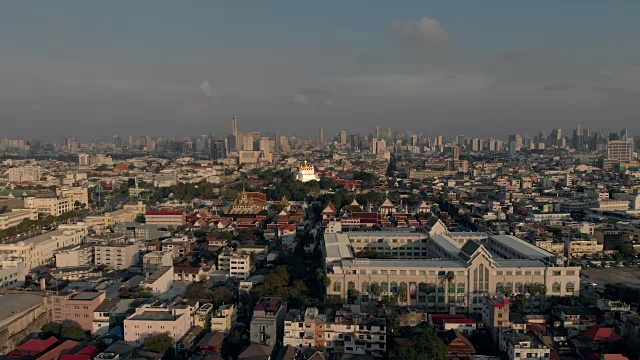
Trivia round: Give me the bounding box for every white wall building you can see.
[94,243,139,270]
[6,166,42,183]
[0,223,87,270]
[0,209,38,230]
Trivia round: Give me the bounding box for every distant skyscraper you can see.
[452,146,460,160]
[232,116,239,151]
[259,137,272,162]
[232,116,238,137]
[274,131,281,152]
[340,130,347,145]
[620,128,629,141]
[319,127,324,144]
[376,126,380,140]
[211,140,226,160]
[608,140,633,162]
[243,133,254,151]
[113,135,122,149]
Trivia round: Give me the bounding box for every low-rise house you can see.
[429,314,477,334]
[211,303,237,334]
[142,266,174,294]
[123,304,192,345]
[174,266,208,283]
[441,330,476,360]
[51,290,107,331]
[194,303,213,328]
[499,331,550,360]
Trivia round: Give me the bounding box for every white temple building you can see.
[295,161,320,183]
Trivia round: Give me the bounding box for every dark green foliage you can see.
[391,324,447,360]
[143,332,174,353]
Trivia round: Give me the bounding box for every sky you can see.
[1,1,640,142]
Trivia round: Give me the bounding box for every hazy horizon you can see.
[2,1,640,141]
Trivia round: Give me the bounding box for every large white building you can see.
[218,251,252,280]
[55,244,93,268]
[324,228,579,313]
[6,166,42,183]
[294,161,320,183]
[0,223,87,270]
[94,242,139,270]
[0,209,38,230]
[284,306,386,358]
[607,139,633,162]
[24,196,74,217]
[124,304,191,345]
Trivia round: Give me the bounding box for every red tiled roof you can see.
[17,336,58,354]
[36,340,79,360]
[584,325,623,342]
[59,345,100,360]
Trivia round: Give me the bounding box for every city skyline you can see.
[1,1,640,139]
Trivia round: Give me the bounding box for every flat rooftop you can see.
[71,291,103,301]
[0,293,44,327]
[489,235,555,260]
[129,311,179,321]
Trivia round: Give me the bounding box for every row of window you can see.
[344,269,466,276]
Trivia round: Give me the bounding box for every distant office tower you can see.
[607,140,633,162]
[319,127,324,144]
[232,117,238,138]
[78,153,89,166]
[620,128,629,141]
[243,133,253,151]
[452,146,460,160]
[340,130,347,145]
[259,137,271,161]
[573,124,583,150]
[113,135,122,149]
[226,134,236,154]
[211,140,226,160]
[350,134,360,150]
[471,138,482,152]
[372,139,378,154]
[232,116,239,151]
[410,134,418,147]
[274,131,281,152]
[376,126,380,140]
[64,137,77,150]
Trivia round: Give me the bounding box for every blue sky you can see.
[1,1,639,140]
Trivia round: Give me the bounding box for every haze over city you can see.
[1,1,640,141]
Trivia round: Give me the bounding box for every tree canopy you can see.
[392,324,447,360]
[143,332,174,354]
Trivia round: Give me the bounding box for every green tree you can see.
[41,322,62,337]
[134,213,146,223]
[398,283,408,305]
[184,283,209,300]
[61,323,87,340]
[143,332,174,354]
[370,282,381,300]
[347,289,360,304]
[392,324,447,360]
[212,286,233,305]
[249,252,258,268]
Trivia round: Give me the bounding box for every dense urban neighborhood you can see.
[0,124,640,360]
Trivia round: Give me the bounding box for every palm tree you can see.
[398,284,408,305]
[370,283,381,301]
[445,271,456,308]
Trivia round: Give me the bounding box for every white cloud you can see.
[389,17,450,50]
